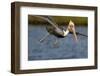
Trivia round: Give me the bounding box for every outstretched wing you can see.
[34,15,59,29]
[69,32,88,37]
[46,16,59,27]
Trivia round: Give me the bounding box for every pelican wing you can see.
[34,15,59,29]
[46,16,59,27]
[69,32,88,37]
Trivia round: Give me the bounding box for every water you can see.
[28,24,88,61]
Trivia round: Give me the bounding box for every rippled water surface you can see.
[28,24,88,60]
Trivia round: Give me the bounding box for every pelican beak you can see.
[68,20,78,42]
[72,28,78,42]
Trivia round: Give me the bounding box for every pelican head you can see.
[68,20,78,42]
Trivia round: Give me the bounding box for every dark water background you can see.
[28,24,88,61]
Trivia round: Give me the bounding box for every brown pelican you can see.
[34,16,87,44]
[46,20,78,40]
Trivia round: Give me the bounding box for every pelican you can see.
[46,20,78,41]
[34,16,87,44]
